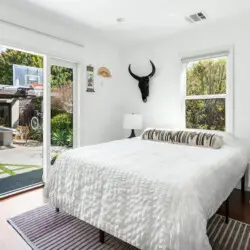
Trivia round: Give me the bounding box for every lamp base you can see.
[128,129,136,138]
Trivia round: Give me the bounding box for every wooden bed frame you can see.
[55,173,246,244]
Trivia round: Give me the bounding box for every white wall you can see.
[120,16,250,141]
[0,1,123,146]
[120,16,250,187]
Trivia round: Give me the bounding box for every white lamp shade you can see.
[123,114,142,130]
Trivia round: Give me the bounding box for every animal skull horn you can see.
[128,60,156,102]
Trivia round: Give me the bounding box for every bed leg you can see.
[241,174,245,204]
[225,198,229,224]
[56,208,59,213]
[99,230,105,243]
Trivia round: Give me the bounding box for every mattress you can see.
[45,136,249,250]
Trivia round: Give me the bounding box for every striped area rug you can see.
[7,205,250,250]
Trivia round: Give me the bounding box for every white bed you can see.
[45,133,249,250]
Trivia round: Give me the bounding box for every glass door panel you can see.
[51,65,73,148]
[0,46,44,197]
[44,58,77,180]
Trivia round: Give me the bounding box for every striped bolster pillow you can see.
[141,129,223,149]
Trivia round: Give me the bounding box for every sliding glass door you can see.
[0,46,79,196]
[43,58,77,181]
[0,45,44,197]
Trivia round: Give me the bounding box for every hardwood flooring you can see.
[0,188,249,250]
[218,189,250,224]
[0,188,45,250]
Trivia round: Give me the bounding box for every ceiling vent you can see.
[185,12,207,23]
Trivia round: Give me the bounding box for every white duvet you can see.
[45,136,249,250]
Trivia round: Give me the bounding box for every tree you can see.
[51,65,73,114]
[51,84,73,114]
[186,59,226,95]
[51,65,73,88]
[0,49,43,85]
[186,58,226,131]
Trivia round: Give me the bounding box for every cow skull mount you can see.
[128,60,156,103]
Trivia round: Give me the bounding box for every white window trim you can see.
[181,47,234,133]
[185,94,227,100]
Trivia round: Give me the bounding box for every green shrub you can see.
[51,129,73,147]
[51,130,68,146]
[51,113,72,132]
[34,97,42,111]
[29,127,43,142]
[51,108,64,118]
[67,129,73,147]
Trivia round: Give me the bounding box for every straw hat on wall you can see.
[97,67,112,78]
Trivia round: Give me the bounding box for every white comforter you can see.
[45,137,249,250]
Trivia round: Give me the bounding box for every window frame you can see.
[181,48,234,133]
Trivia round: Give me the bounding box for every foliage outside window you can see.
[185,57,227,131]
[0,49,74,147]
[50,66,73,147]
[0,49,43,85]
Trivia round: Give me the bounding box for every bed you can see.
[45,130,250,250]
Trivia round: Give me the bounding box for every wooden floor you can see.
[218,189,250,224]
[0,188,45,250]
[0,188,250,250]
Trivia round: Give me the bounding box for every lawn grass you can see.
[0,165,14,176]
[0,164,42,176]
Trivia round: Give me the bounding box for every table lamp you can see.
[123,114,142,138]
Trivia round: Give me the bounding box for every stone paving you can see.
[0,145,43,166]
[0,143,70,179]
[0,144,69,165]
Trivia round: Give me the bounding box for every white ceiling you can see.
[7,0,250,41]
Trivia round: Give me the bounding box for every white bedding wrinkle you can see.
[45,138,248,250]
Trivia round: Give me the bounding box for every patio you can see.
[0,143,69,196]
[0,144,42,195]
[0,144,42,179]
[0,143,70,175]
[0,144,43,165]
[0,164,41,179]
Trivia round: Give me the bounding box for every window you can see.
[182,51,233,132]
